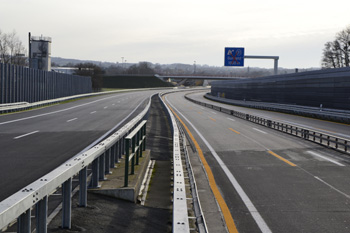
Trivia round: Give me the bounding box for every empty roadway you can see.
[189,90,350,140]
[0,90,163,202]
[165,90,350,233]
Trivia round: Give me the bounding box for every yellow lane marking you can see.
[198,112,202,114]
[229,128,241,134]
[165,101,239,233]
[209,117,216,122]
[268,150,297,167]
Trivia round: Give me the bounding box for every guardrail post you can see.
[136,132,140,165]
[122,135,126,155]
[131,136,136,174]
[267,120,272,128]
[124,138,130,187]
[79,167,87,207]
[110,145,116,168]
[335,138,338,149]
[90,157,99,188]
[17,209,31,233]
[142,123,146,151]
[115,141,120,163]
[327,136,330,147]
[119,139,123,160]
[36,196,48,233]
[246,114,250,120]
[99,153,106,180]
[105,149,111,174]
[303,130,309,139]
[62,178,72,229]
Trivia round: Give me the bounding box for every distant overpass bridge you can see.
[155,74,244,85]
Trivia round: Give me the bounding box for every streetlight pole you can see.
[193,61,196,74]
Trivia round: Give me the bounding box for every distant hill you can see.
[103,75,174,89]
[51,57,116,68]
[52,57,321,78]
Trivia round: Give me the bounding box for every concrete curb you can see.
[89,150,151,203]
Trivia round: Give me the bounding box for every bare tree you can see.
[74,63,105,91]
[126,62,155,75]
[0,30,9,63]
[322,26,350,68]
[0,30,27,66]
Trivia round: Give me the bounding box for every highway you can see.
[0,90,161,202]
[189,91,350,140]
[165,90,350,233]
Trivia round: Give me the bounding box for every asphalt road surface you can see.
[0,90,163,202]
[165,90,350,233]
[189,90,350,140]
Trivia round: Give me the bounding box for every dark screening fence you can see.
[211,67,350,110]
[0,63,92,104]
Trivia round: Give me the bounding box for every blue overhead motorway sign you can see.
[225,47,245,66]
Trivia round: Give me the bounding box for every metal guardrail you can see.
[185,95,350,155]
[205,94,350,124]
[124,120,147,187]
[0,95,153,232]
[158,93,190,233]
[178,122,208,233]
[0,87,175,114]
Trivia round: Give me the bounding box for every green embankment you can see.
[103,75,174,89]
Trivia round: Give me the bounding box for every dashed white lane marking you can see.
[90,111,96,114]
[104,106,108,109]
[253,128,268,134]
[67,118,78,122]
[314,176,350,198]
[227,117,235,122]
[211,111,217,114]
[306,151,344,166]
[14,130,39,139]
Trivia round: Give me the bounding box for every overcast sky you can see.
[1,0,349,68]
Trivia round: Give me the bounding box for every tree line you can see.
[322,25,350,68]
[0,30,27,66]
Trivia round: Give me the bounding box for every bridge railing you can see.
[185,95,350,155]
[0,95,152,232]
[205,94,350,124]
[124,120,147,187]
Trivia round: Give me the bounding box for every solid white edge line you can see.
[252,128,268,134]
[306,151,344,166]
[166,96,272,233]
[14,130,39,139]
